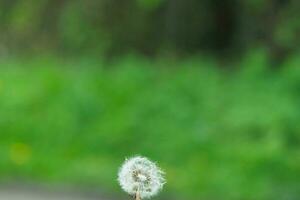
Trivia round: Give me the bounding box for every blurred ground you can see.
[0,186,101,200]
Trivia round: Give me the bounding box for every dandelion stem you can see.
[135,191,141,200]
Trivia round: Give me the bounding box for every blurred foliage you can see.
[0,0,299,60]
[0,49,300,200]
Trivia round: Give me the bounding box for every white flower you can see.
[118,156,166,199]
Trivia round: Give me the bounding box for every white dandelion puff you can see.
[118,156,166,199]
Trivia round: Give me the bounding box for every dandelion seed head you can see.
[118,156,165,199]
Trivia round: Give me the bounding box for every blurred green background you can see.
[0,0,300,200]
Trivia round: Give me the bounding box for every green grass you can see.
[0,51,300,200]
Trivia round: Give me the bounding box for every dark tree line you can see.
[0,0,299,62]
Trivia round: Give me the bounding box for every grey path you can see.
[0,192,93,200]
[0,186,108,200]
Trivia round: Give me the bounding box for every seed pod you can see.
[118,156,166,199]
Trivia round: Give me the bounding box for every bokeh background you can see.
[0,0,300,200]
